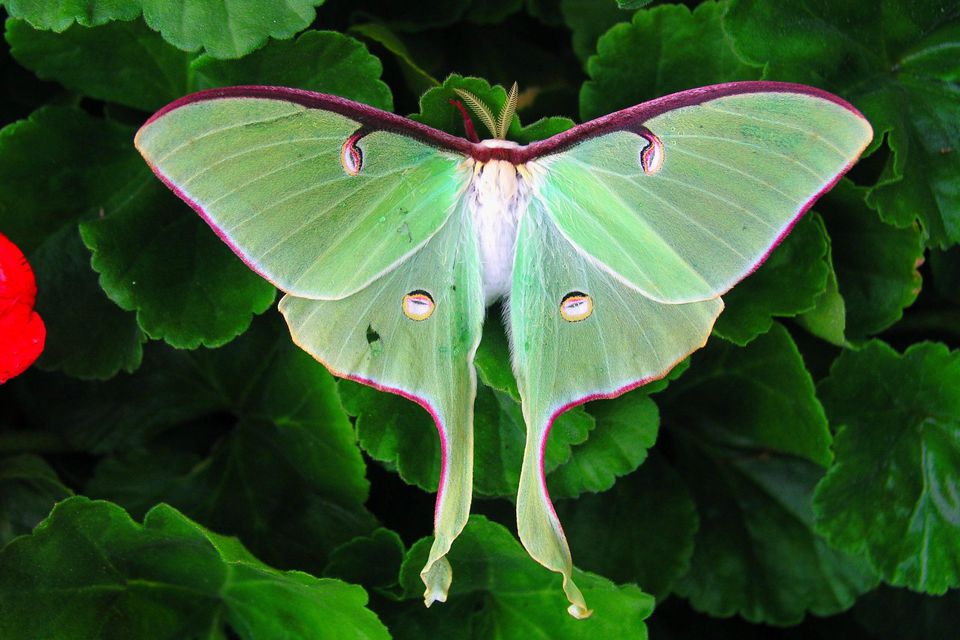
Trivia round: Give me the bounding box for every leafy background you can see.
[0,0,958,637]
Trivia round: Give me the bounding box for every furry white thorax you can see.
[469,140,533,304]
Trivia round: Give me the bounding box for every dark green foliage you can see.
[0,0,957,637]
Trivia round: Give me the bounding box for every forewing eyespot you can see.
[340,132,364,176]
[638,130,664,175]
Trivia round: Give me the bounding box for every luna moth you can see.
[135,81,872,618]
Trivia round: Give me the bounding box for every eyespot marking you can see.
[341,132,364,176]
[560,291,593,322]
[403,290,435,321]
[638,130,663,175]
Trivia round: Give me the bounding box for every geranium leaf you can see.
[349,22,441,97]
[671,438,879,624]
[324,528,406,593]
[339,376,593,498]
[0,107,144,379]
[557,451,698,601]
[560,0,627,64]
[79,177,277,349]
[390,515,654,637]
[64,315,378,572]
[725,0,960,247]
[548,391,659,499]
[6,17,192,112]
[819,180,924,342]
[814,340,960,593]
[2,0,140,31]
[665,323,832,467]
[0,497,390,639]
[653,324,879,624]
[713,212,830,346]
[139,0,326,59]
[0,454,72,546]
[192,30,394,111]
[580,1,759,121]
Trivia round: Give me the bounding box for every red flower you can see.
[0,232,45,383]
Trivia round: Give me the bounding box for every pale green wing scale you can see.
[534,90,873,303]
[509,198,723,618]
[135,87,485,607]
[135,89,472,300]
[137,82,874,620]
[281,205,484,607]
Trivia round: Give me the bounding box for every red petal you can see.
[0,232,44,382]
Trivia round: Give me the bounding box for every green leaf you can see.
[724,0,960,247]
[410,74,573,143]
[0,454,72,546]
[139,0,326,59]
[665,323,832,467]
[0,107,145,379]
[557,451,698,601]
[820,180,924,342]
[324,528,406,593]
[339,374,594,498]
[193,30,394,111]
[795,234,850,347]
[79,177,277,349]
[671,437,879,624]
[548,391,659,499]
[2,0,140,31]
[390,515,654,637]
[9,101,276,350]
[475,320,672,499]
[74,315,378,572]
[655,324,877,623]
[0,497,390,639]
[6,17,192,112]
[349,22,440,97]
[31,227,146,378]
[615,0,652,8]
[814,341,960,594]
[713,212,830,346]
[580,1,759,121]
[560,0,627,64]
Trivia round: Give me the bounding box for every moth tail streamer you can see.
[516,411,592,619]
[419,377,476,608]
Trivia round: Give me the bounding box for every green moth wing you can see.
[533,90,872,303]
[509,200,723,617]
[136,87,485,608]
[506,84,872,615]
[135,88,472,300]
[280,205,484,607]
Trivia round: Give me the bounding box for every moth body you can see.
[470,140,531,304]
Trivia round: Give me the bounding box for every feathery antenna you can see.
[452,88,498,139]
[496,82,519,139]
[452,83,519,140]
